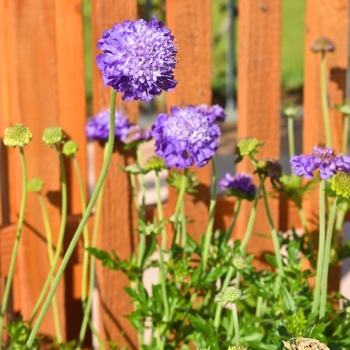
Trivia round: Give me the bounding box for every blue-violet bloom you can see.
[86,109,131,143]
[96,15,178,102]
[219,173,257,200]
[152,105,223,169]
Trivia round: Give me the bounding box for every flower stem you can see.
[232,303,240,346]
[154,171,167,250]
[312,180,326,314]
[25,89,117,348]
[0,147,27,348]
[319,197,338,318]
[287,116,296,161]
[29,144,68,326]
[342,114,349,155]
[37,193,62,343]
[320,52,332,148]
[260,177,284,276]
[201,157,218,272]
[222,198,242,244]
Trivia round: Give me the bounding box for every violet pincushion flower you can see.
[219,173,257,200]
[86,109,131,143]
[152,105,221,169]
[96,15,178,102]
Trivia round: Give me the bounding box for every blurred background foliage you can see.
[83,0,306,115]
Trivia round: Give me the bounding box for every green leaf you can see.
[264,253,278,268]
[281,285,296,312]
[86,247,119,270]
[188,314,213,335]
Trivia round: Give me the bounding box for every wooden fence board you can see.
[91,0,138,347]
[236,0,281,266]
[165,0,212,241]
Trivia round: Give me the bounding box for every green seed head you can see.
[256,158,282,180]
[311,37,335,54]
[236,138,261,157]
[227,346,249,350]
[62,140,79,157]
[331,172,350,199]
[217,286,242,304]
[27,177,44,193]
[42,127,64,146]
[144,156,167,173]
[233,256,248,270]
[283,104,302,119]
[3,124,32,148]
[283,337,329,350]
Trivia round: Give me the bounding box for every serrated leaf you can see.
[188,314,213,335]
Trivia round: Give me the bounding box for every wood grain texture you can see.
[165,0,212,241]
[91,0,138,347]
[236,0,281,266]
[303,0,348,235]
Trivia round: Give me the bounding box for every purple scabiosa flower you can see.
[152,105,221,169]
[290,154,317,179]
[197,104,227,122]
[311,146,338,180]
[337,154,350,172]
[86,109,131,143]
[96,15,178,102]
[218,173,257,200]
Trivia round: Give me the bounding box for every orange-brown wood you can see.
[165,0,212,241]
[91,0,138,347]
[236,0,281,267]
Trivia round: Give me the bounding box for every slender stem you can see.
[223,198,242,244]
[78,145,110,349]
[89,319,107,350]
[29,144,68,325]
[240,180,264,253]
[180,199,187,247]
[201,157,218,272]
[342,114,349,155]
[0,147,27,348]
[298,206,310,236]
[130,173,141,216]
[154,171,167,250]
[37,193,62,343]
[231,303,240,346]
[287,116,296,161]
[312,180,326,314]
[320,52,332,148]
[72,156,89,304]
[319,197,338,319]
[333,207,346,246]
[25,89,117,348]
[260,177,284,276]
[214,266,235,330]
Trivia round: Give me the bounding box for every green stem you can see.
[320,52,332,148]
[37,193,62,343]
[213,266,235,330]
[333,208,346,246]
[0,147,27,348]
[154,171,167,250]
[77,145,107,349]
[240,180,264,253]
[342,114,349,155]
[312,180,326,314]
[287,116,296,161]
[25,89,117,348]
[180,199,187,247]
[130,173,141,216]
[319,197,338,319]
[222,198,242,244]
[72,156,89,305]
[29,144,68,325]
[201,157,218,272]
[260,177,284,276]
[231,303,240,346]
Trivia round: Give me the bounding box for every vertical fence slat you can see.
[165,0,212,241]
[91,1,138,347]
[236,0,281,266]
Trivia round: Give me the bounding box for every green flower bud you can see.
[62,140,79,157]
[144,156,167,173]
[235,138,263,158]
[279,174,302,190]
[216,286,242,304]
[42,127,64,146]
[282,104,302,119]
[121,163,144,175]
[331,172,350,199]
[196,347,210,350]
[137,218,163,236]
[27,178,44,193]
[3,124,32,148]
[228,346,249,350]
[335,100,350,116]
[233,256,248,270]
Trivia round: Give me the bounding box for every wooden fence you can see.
[0,0,349,348]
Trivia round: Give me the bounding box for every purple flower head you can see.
[86,109,131,143]
[219,173,257,200]
[197,104,227,123]
[337,154,350,172]
[152,105,221,169]
[96,15,178,102]
[290,154,316,179]
[311,146,338,180]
